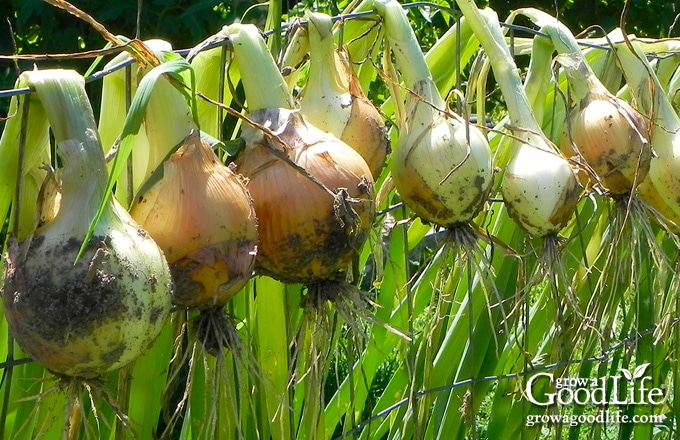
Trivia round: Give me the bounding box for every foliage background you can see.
[2,0,680,97]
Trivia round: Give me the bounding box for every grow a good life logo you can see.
[524,363,667,427]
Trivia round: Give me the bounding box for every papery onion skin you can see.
[568,97,650,195]
[235,108,375,284]
[131,134,258,309]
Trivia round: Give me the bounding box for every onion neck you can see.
[25,69,111,238]
[522,34,554,121]
[513,8,581,55]
[224,23,293,111]
[55,139,110,236]
[516,9,606,104]
[557,53,606,103]
[371,0,445,109]
[613,37,680,133]
[453,1,541,135]
[305,12,346,98]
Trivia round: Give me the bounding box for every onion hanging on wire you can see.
[372,0,494,229]
[2,69,173,379]
[130,131,258,311]
[514,7,652,196]
[452,2,581,238]
[299,11,390,179]
[559,54,651,195]
[222,23,375,284]
[211,23,383,436]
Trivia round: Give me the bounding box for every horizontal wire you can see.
[334,315,680,439]
[0,1,642,100]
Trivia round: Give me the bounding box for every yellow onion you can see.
[211,24,381,425]
[235,108,374,283]
[2,69,172,378]
[130,131,258,309]
[555,52,651,196]
[516,9,650,195]
[372,0,494,228]
[612,35,680,224]
[209,22,376,284]
[299,12,389,179]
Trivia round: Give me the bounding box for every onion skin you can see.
[131,133,258,309]
[557,53,651,195]
[501,140,582,238]
[235,108,375,284]
[392,82,494,227]
[2,142,172,378]
[568,97,650,194]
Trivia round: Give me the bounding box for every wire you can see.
[0,1,626,100]
[333,316,680,439]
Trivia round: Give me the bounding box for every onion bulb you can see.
[235,108,374,283]
[214,22,375,284]
[372,0,494,228]
[531,18,652,195]
[501,140,581,237]
[299,12,390,179]
[130,131,257,309]
[612,35,680,226]
[2,69,172,378]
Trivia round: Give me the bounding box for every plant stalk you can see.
[225,23,293,111]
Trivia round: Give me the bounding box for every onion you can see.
[235,107,374,283]
[501,141,581,238]
[612,33,680,229]
[130,131,258,310]
[183,24,380,432]
[372,0,494,228]
[299,11,390,179]
[563,85,650,195]
[215,23,375,284]
[2,69,173,379]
